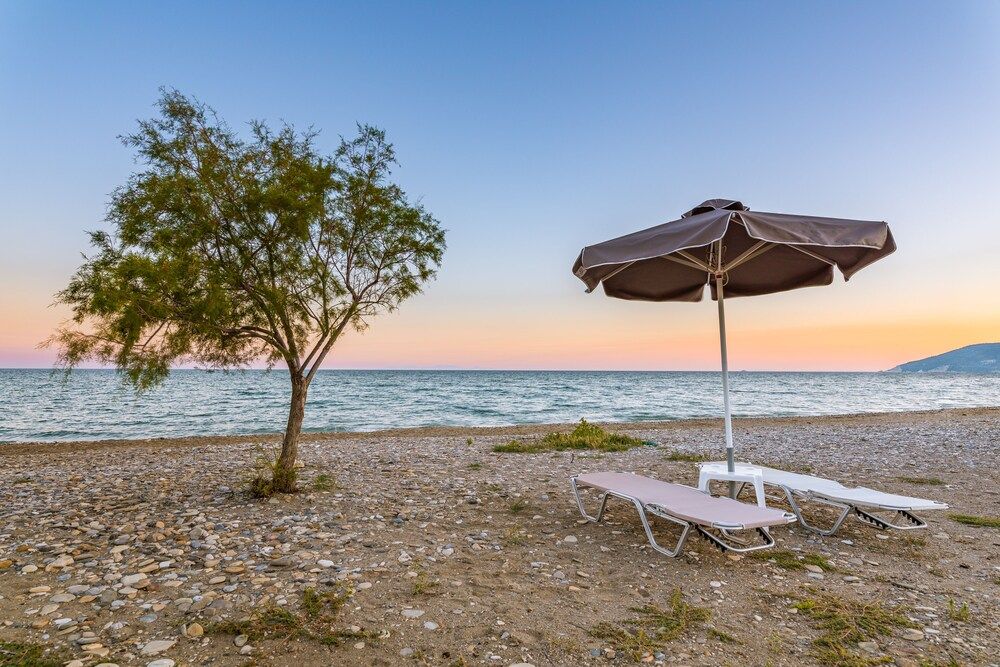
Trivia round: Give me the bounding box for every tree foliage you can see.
[51,89,445,488]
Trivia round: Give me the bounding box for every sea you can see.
[1,368,998,443]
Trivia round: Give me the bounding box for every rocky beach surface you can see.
[1,408,998,666]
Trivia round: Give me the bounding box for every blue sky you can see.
[1,2,998,370]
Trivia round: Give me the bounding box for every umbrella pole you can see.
[715,273,737,498]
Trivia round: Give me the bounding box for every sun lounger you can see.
[570,472,796,557]
[698,462,949,536]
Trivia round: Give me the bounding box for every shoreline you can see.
[1,405,996,455]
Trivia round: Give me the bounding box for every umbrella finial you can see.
[682,199,747,218]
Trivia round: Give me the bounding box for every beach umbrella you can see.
[572,199,895,489]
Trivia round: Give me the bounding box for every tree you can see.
[50,90,446,492]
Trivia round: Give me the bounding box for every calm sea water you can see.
[1,368,997,443]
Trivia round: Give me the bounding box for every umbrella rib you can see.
[723,241,774,272]
[599,261,637,284]
[673,250,712,271]
[787,245,836,265]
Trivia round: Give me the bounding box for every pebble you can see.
[402,609,425,618]
[858,641,879,654]
[147,661,176,667]
[234,634,249,647]
[140,639,176,656]
[424,621,439,630]
[902,629,925,641]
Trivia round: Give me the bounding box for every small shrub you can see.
[467,462,483,471]
[466,437,474,445]
[949,514,1000,529]
[494,419,644,454]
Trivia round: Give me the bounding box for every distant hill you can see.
[888,343,999,373]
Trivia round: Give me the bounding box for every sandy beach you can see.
[1,407,998,667]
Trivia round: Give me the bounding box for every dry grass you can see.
[949,513,1000,528]
[747,549,836,572]
[208,584,361,645]
[0,641,66,667]
[898,476,945,486]
[793,594,915,667]
[588,590,710,660]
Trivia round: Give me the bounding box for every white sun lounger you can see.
[699,463,949,536]
[571,472,796,557]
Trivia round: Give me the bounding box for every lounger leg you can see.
[854,508,928,530]
[635,501,691,558]
[780,487,851,537]
[571,477,610,522]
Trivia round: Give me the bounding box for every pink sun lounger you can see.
[571,472,796,557]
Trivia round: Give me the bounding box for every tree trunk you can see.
[274,372,307,492]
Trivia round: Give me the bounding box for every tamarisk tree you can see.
[51,90,445,492]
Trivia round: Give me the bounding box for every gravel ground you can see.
[0,407,998,667]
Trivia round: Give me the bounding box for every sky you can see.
[1,1,998,371]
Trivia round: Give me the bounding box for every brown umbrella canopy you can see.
[572,199,895,301]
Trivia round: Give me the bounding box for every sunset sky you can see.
[1,2,998,371]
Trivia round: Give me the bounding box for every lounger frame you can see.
[570,476,786,557]
[734,481,934,536]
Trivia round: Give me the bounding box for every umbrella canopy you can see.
[573,199,895,301]
[572,199,896,490]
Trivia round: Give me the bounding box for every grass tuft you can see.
[949,513,1000,529]
[494,419,644,454]
[707,627,738,643]
[508,498,530,514]
[588,590,710,659]
[312,474,335,492]
[793,594,915,667]
[747,550,835,572]
[411,571,439,596]
[208,584,355,644]
[946,599,969,622]
[898,476,945,486]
